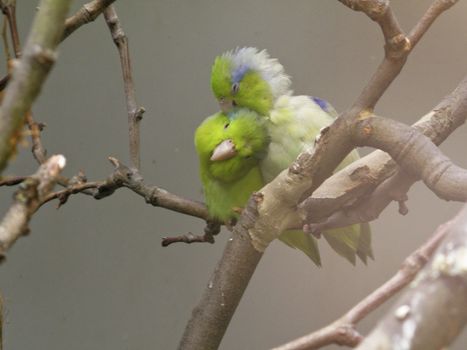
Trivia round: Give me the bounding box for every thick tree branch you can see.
[300,70,467,230]
[304,170,415,234]
[178,1,459,349]
[62,0,116,41]
[104,5,144,170]
[178,195,264,350]
[0,155,65,258]
[357,205,467,349]
[0,0,72,174]
[352,115,467,201]
[274,221,450,350]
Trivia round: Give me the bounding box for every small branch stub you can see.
[0,154,66,258]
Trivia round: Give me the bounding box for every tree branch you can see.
[300,66,467,231]
[161,221,221,247]
[25,112,47,164]
[104,5,144,170]
[0,155,66,258]
[273,221,450,350]
[178,195,264,350]
[0,0,72,174]
[0,0,21,58]
[0,175,26,186]
[0,0,116,91]
[357,205,467,349]
[177,1,460,349]
[40,157,210,221]
[62,0,116,41]
[352,115,467,201]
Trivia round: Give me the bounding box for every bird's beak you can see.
[219,98,235,113]
[210,139,237,161]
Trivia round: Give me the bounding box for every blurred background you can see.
[0,1,466,349]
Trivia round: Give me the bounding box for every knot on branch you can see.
[30,45,57,68]
[335,324,363,346]
[92,157,129,199]
[146,187,161,206]
[15,178,40,205]
[81,3,98,23]
[339,0,389,21]
[244,192,277,252]
[385,34,411,59]
[402,251,428,275]
[134,106,145,121]
[432,246,467,277]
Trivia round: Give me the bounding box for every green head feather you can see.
[210,48,292,116]
[195,109,269,183]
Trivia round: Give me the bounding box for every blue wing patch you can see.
[310,96,328,111]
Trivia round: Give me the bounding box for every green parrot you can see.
[195,109,269,223]
[208,47,373,265]
[195,108,322,264]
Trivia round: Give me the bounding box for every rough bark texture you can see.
[357,205,467,350]
[0,0,72,173]
[178,196,263,350]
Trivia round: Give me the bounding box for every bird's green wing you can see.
[260,95,372,264]
[279,230,321,266]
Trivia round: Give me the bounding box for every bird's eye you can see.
[231,83,240,95]
[224,123,230,129]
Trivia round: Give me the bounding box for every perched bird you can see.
[195,109,269,223]
[208,47,372,265]
[195,108,321,264]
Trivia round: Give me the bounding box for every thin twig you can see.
[62,0,116,41]
[0,175,26,186]
[36,157,210,221]
[274,221,450,350]
[0,0,20,58]
[162,221,221,247]
[25,112,47,164]
[1,12,11,64]
[40,181,102,208]
[104,5,144,170]
[408,0,459,47]
[162,232,215,247]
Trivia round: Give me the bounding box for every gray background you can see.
[1,1,466,349]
